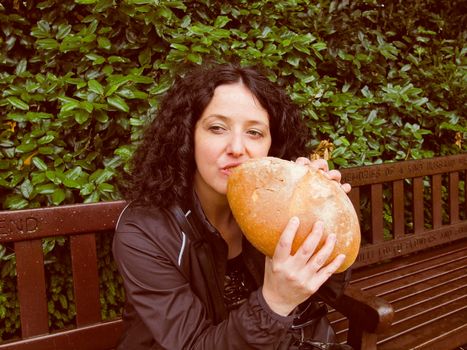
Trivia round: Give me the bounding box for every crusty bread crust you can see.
[227,157,360,273]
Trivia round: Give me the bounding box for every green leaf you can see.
[4,195,29,210]
[20,179,34,199]
[97,36,112,50]
[114,145,134,160]
[62,177,81,189]
[149,78,172,95]
[80,101,94,113]
[26,112,54,121]
[138,48,152,66]
[37,135,55,145]
[86,53,105,65]
[52,188,66,205]
[7,97,29,110]
[88,80,104,95]
[61,100,80,113]
[32,157,48,171]
[15,59,28,75]
[170,43,189,52]
[89,168,114,184]
[80,183,95,196]
[56,24,72,40]
[65,166,83,180]
[36,38,59,49]
[107,96,129,112]
[214,16,231,28]
[74,110,90,124]
[98,183,114,192]
[36,183,56,194]
[401,64,411,72]
[75,0,97,4]
[187,53,202,64]
[84,191,100,203]
[312,42,327,51]
[16,143,37,153]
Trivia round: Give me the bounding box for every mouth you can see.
[221,163,242,176]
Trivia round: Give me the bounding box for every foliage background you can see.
[0,0,465,340]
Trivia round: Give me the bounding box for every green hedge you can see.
[1,0,465,210]
[0,0,465,340]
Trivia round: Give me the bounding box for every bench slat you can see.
[431,174,442,229]
[393,283,466,312]
[370,184,384,243]
[0,319,123,350]
[409,323,467,350]
[351,240,467,283]
[14,239,49,337]
[347,187,360,222]
[0,201,126,243]
[340,153,467,186]
[464,170,467,214]
[353,249,466,297]
[450,172,460,223]
[413,177,424,234]
[379,299,467,349]
[392,180,405,238]
[70,233,101,326]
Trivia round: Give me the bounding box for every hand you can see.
[295,157,351,193]
[262,217,345,316]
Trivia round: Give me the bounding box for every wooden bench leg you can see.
[347,326,378,350]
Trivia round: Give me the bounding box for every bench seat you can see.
[329,238,467,349]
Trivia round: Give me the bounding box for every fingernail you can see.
[314,221,324,230]
[329,233,336,241]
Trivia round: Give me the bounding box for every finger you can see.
[295,221,324,263]
[273,216,300,261]
[326,169,342,182]
[295,157,312,166]
[309,159,329,172]
[323,254,346,274]
[308,233,337,271]
[309,254,346,289]
[342,183,351,193]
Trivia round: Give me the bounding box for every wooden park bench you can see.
[0,153,466,350]
[332,153,467,349]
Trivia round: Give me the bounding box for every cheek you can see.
[250,136,272,157]
[194,132,217,167]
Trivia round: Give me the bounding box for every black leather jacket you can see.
[112,194,350,349]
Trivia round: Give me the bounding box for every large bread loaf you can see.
[227,157,360,273]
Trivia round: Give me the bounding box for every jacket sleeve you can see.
[112,209,294,350]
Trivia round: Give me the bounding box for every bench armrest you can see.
[326,286,394,350]
[336,286,394,333]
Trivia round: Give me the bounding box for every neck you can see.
[194,187,242,259]
[195,186,232,229]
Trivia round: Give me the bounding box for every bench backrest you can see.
[0,201,126,350]
[340,153,467,267]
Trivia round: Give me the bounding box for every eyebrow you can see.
[203,114,270,127]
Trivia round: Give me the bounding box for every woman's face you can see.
[194,82,272,199]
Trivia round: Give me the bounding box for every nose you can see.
[227,132,246,157]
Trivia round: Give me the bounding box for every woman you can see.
[113,63,352,349]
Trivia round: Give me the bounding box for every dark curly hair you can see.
[121,63,311,208]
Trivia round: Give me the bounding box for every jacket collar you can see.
[189,189,218,235]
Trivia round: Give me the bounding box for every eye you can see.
[247,129,264,138]
[208,124,226,134]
